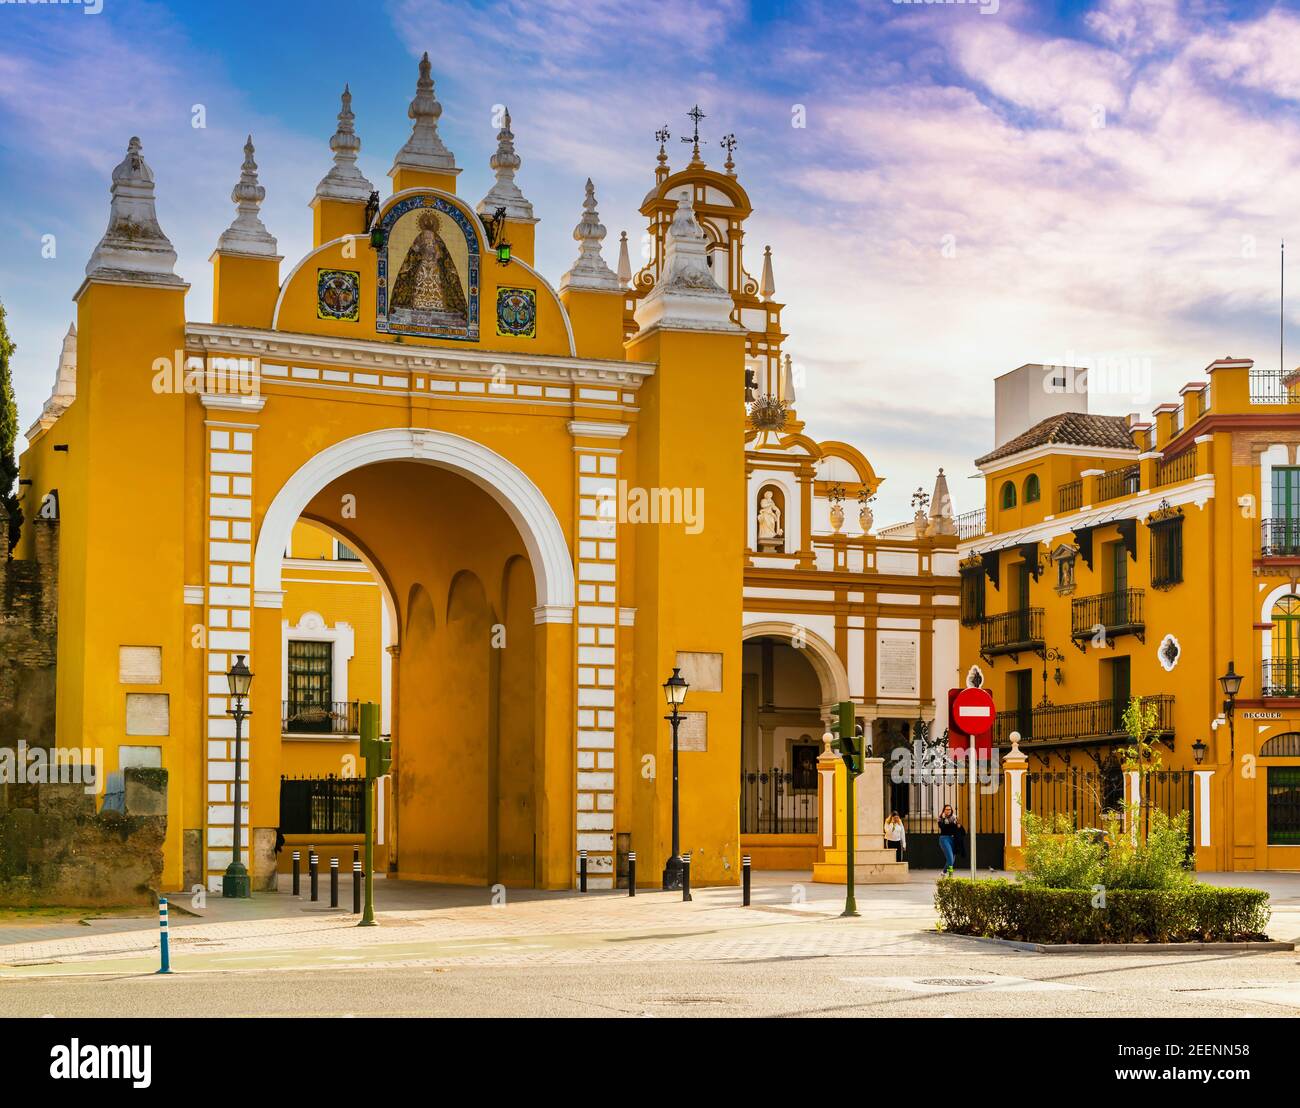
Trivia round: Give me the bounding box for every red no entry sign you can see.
[948,686,996,756]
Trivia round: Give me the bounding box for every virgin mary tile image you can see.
[376,196,480,341]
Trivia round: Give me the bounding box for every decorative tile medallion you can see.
[317,268,360,321]
[496,286,537,338]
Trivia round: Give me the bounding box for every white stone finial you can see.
[633,190,740,333]
[560,178,620,293]
[760,244,775,301]
[782,352,796,403]
[316,84,374,203]
[85,137,182,283]
[929,466,956,535]
[27,323,78,439]
[477,106,534,222]
[391,51,457,176]
[617,231,632,288]
[217,135,278,256]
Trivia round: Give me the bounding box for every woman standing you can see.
[937,804,962,876]
[884,811,906,862]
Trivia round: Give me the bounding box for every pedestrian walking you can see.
[937,804,962,876]
[884,811,906,862]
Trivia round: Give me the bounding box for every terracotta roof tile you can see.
[976,412,1138,467]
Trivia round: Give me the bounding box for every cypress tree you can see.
[0,299,21,555]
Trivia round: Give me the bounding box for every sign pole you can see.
[968,733,978,879]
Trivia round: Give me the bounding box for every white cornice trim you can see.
[958,474,1215,556]
[534,604,575,624]
[569,420,630,439]
[200,391,266,413]
[183,585,205,606]
[186,322,655,388]
[976,442,1138,475]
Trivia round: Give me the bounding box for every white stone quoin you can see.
[633,191,741,333]
[477,107,534,222]
[390,51,458,177]
[85,137,183,284]
[315,85,374,203]
[559,179,620,293]
[217,136,278,257]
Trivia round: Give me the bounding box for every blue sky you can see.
[3,0,1300,522]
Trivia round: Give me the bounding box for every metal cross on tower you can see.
[682,105,705,158]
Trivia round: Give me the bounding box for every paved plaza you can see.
[1,872,1298,1017]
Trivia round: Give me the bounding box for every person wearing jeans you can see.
[937,804,961,875]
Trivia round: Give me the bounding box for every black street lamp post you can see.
[1218,661,1242,871]
[223,654,253,899]
[661,667,690,890]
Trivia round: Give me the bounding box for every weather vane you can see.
[682,105,705,159]
[720,132,737,173]
[655,125,671,166]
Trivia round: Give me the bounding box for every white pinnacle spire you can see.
[477,107,534,221]
[217,135,278,256]
[633,190,740,332]
[760,245,775,301]
[27,323,77,439]
[929,468,956,534]
[560,178,620,293]
[316,84,374,203]
[617,231,632,288]
[391,51,457,176]
[85,137,182,284]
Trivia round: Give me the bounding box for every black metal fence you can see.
[282,700,360,735]
[892,771,1004,869]
[980,608,1044,655]
[955,508,986,541]
[1261,660,1300,697]
[1057,479,1082,514]
[1096,464,1140,502]
[1249,366,1294,404]
[997,694,1175,745]
[1260,518,1300,557]
[1155,450,1196,487]
[739,768,817,834]
[1071,588,1144,640]
[1024,767,1195,849]
[280,775,365,834]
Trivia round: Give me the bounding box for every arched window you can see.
[1260,732,1300,758]
[1271,596,1300,694]
[1023,473,1041,503]
[1000,481,1017,509]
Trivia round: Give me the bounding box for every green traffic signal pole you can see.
[359,702,379,927]
[843,750,858,918]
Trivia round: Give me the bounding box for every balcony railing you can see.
[955,508,986,541]
[1071,588,1145,644]
[282,700,360,735]
[1154,450,1196,487]
[1096,464,1140,502]
[1249,367,1298,405]
[980,608,1044,658]
[1057,479,1082,514]
[1260,518,1300,557]
[995,694,1175,746]
[1262,661,1300,697]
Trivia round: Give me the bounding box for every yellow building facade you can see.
[958,360,1300,872]
[18,57,958,893]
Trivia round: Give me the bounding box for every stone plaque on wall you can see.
[119,646,162,685]
[675,651,723,692]
[876,633,919,697]
[678,710,708,752]
[126,693,170,737]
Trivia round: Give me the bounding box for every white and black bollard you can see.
[682,852,693,903]
[742,854,751,907]
[309,847,319,902]
[291,849,301,897]
[157,897,172,975]
[627,850,636,897]
[579,849,588,892]
[330,856,339,908]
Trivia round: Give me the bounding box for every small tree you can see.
[0,299,19,555]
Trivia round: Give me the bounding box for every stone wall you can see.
[0,513,169,906]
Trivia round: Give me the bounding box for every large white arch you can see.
[742,619,851,705]
[253,427,575,616]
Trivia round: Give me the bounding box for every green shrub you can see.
[934,879,1272,944]
[1098,808,1193,890]
[1020,812,1104,889]
[1021,806,1192,891]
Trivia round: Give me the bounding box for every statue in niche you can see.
[757,488,784,552]
[389,210,469,321]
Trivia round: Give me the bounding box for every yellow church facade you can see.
[19,57,959,893]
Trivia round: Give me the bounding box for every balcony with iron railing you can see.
[1057,479,1082,514]
[1095,464,1140,503]
[1070,588,1145,646]
[1260,518,1300,558]
[955,507,986,541]
[980,608,1044,660]
[994,693,1175,746]
[1154,449,1196,487]
[1262,661,1300,697]
[282,700,361,736]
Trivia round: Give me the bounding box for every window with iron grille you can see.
[1149,515,1183,589]
[287,640,332,706]
[336,542,362,561]
[960,564,985,626]
[1267,767,1300,845]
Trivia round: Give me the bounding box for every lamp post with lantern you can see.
[1218,662,1242,870]
[661,667,690,890]
[222,654,253,899]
